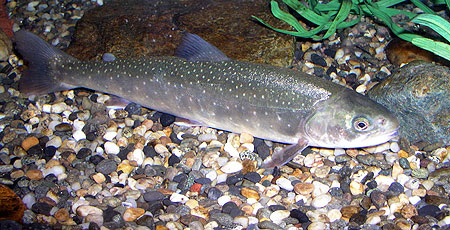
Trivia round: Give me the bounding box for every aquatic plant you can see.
[253,0,450,61]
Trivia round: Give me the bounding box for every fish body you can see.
[14,31,399,167]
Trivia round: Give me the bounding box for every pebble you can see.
[25,169,43,180]
[241,187,260,200]
[21,136,39,151]
[220,160,243,174]
[239,132,254,143]
[76,205,103,216]
[294,183,314,195]
[270,209,290,224]
[198,133,217,142]
[72,130,86,141]
[170,193,189,203]
[104,141,120,154]
[128,148,145,166]
[123,208,145,221]
[411,168,429,179]
[349,181,364,195]
[96,159,118,175]
[311,194,331,208]
[46,136,62,148]
[276,177,293,191]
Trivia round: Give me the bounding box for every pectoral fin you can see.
[174,118,205,127]
[262,138,309,168]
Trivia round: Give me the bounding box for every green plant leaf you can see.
[282,0,330,25]
[322,0,353,39]
[411,37,450,61]
[410,0,437,14]
[412,14,450,42]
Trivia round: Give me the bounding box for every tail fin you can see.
[14,30,76,95]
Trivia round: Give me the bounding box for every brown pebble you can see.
[92,173,106,184]
[411,215,430,224]
[400,204,418,219]
[25,169,43,180]
[54,208,70,222]
[340,205,360,220]
[160,136,172,145]
[21,136,39,151]
[123,207,145,221]
[360,196,372,210]
[241,187,260,200]
[54,123,73,132]
[294,182,314,195]
[345,149,359,158]
[242,159,256,174]
[179,214,206,226]
[156,225,169,230]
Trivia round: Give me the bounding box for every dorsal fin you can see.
[175,33,230,62]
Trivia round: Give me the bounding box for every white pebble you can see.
[46,136,62,148]
[22,193,36,209]
[43,165,65,177]
[390,142,400,153]
[355,84,366,94]
[312,181,329,196]
[42,104,52,113]
[241,143,254,152]
[327,209,341,222]
[366,215,381,225]
[333,148,346,156]
[374,175,395,192]
[104,142,120,154]
[128,149,145,166]
[270,210,291,224]
[154,144,168,155]
[51,102,68,114]
[276,177,293,191]
[334,48,345,60]
[311,194,331,208]
[224,143,239,158]
[308,221,327,230]
[103,131,118,141]
[220,160,243,174]
[216,157,229,167]
[217,195,231,206]
[205,170,217,181]
[73,130,86,141]
[409,196,421,205]
[170,193,189,203]
[72,119,85,130]
[216,174,228,184]
[233,216,249,228]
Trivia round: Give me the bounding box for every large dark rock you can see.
[368,61,450,145]
[66,0,293,66]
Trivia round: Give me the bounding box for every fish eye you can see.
[353,117,370,132]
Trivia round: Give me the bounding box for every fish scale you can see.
[14,31,399,168]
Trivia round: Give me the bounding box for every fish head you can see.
[304,89,399,148]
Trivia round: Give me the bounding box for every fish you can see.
[14,30,399,168]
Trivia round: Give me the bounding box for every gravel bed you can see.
[1,1,450,230]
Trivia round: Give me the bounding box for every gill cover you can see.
[304,89,399,148]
